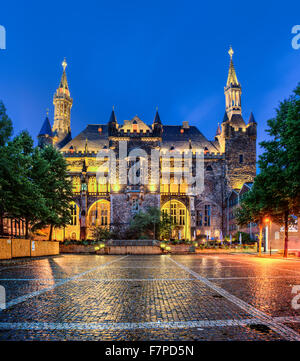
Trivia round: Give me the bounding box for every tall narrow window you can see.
[179,209,185,225]
[204,205,211,227]
[239,154,244,164]
[196,211,202,226]
[70,203,77,225]
[171,203,177,224]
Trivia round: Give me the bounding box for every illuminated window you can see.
[179,209,185,225]
[88,201,110,227]
[72,177,81,192]
[171,203,177,224]
[88,177,97,193]
[70,203,78,225]
[97,178,109,193]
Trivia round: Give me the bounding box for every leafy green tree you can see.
[236,83,300,257]
[5,131,47,237]
[129,207,173,240]
[91,226,111,243]
[0,101,13,147]
[0,101,13,234]
[35,146,73,241]
[258,83,300,257]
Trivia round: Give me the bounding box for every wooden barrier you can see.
[31,240,59,257]
[12,239,30,258]
[0,239,12,260]
[0,239,59,260]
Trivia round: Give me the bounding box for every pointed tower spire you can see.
[153,108,163,136]
[215,122,221,136]
[226,47,239,86]
[38,110,53,148]
[248,112,257,124]
[58,58,70,94]
[224,47,242,121]
[52,58,73,148]
[153,109,162,124]
[108,106,118,136]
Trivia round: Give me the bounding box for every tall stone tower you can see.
[216,47,257,190]
[52,58,73,148]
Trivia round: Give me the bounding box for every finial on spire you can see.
[62,58,67,72]
[46,108,49,117]
[112,105,115,111]
[156,106,158,111]
[226,46,239,87]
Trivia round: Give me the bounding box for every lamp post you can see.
[263,216,270,255]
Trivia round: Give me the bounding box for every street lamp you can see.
[264,216,271,255]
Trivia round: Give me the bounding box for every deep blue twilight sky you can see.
[0,0,300,156]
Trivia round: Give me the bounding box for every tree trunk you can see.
[258,219,263,257]
[25,220,29,239]
[283,210,289,258]
[49,225,53,241]
[0,213,4,236]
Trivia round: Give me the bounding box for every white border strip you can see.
[0,316,299,331]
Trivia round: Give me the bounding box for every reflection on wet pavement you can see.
[0,254,300,340]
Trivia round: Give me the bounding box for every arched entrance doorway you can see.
[161,200,190,240]
[87,200,110,237]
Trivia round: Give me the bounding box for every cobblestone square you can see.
[1,254,300,341]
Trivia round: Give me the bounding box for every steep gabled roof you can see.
[61,124,108,152]
[162,125,220,152]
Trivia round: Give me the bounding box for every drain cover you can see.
[249,324,271,334]
[212,294,224,299]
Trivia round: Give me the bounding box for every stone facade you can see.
[38,49,257,242]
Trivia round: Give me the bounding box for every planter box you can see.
[105,246,161,255]
[60,244,97,254]
[169,244,193,254]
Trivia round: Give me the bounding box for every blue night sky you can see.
[0,0,300,156]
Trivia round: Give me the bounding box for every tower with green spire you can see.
[52,58,73,148]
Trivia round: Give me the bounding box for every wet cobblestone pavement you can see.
[0,254,300,340]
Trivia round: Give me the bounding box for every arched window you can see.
[88,177,97,193]
[88,200,110,227]
[161,200,190,240]
[72,177,81,192]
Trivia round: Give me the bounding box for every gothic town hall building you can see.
[38,49,257,241]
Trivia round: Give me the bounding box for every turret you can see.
[152,108,163,137]
[38,110,53,148]
[108,106,118,136]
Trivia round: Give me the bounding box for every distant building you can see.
[38,49,258,241]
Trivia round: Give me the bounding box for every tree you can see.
[35,146,73,240]
[236,83,300,257]
[4,131,47,237]
[0,101,13,147]
[235,174,274,255]
[258,83,300,257]
[0,101,13,234]
[129,207,173,240]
